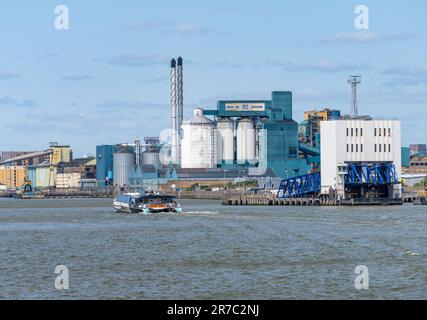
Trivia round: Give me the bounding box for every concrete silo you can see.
[216,118,234,164]
[113,145,135,186]
[142,150,162,170]
[236,118,256,163]
[181,108,216,168]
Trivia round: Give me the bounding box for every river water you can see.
[0,198,425,299]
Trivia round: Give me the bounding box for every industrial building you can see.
[299,108,341,148]
[180,108,216,169]
[395,147,426,187]
[0,145,72,167]
[0,166,26,189]
[405,154,427,173]
[96,137,165,187]
[141,137,163,170]
[33,162,57,188]
[165,57,310,179]
[0,144,75,190]
[96,145,115,186]
[278,118,403,203]
[320,120,402,202]
[91,62,408,201]
[276,76,404,204]
[113,145,136,186]
[56,158,96,189]
[401,146,410,168]
[297,108,341,170]
[177,92,310,178]
[0,151,36,162]
[410,144,426,156]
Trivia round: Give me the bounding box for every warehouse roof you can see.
[57,157,95,168]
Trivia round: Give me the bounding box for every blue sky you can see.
[0,0,426,156]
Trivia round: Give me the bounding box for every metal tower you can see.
[348,75,361,116]
[177,57,184,131]
[177,57,184,163]
[170,59,178,164]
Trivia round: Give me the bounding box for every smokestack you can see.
[177,57,184,163]
[170,59,178,164]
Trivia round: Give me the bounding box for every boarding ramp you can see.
[345,163,399,185]
[277,172,321,199]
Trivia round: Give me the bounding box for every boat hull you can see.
[113,192,182,214]
[140,207,183,214]
[113,201,132,213]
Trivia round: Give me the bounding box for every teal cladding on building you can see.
[401,147,410,167]
[96,145,115,186]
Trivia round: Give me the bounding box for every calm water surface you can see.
[0,198,426,299]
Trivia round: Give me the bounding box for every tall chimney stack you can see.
[177,57,184,163]
[170,58,178,164]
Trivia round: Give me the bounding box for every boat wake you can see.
[181,211,220,216]
[405,250,422,256]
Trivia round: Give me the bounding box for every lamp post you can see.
[223,169,228,194]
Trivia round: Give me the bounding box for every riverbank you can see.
[0,189,257,200]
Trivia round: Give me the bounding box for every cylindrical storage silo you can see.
[142,151,162,169]
[216,118,234,164]
[236,118,256,163]
[113,146,135,186]
[181,108,216,168]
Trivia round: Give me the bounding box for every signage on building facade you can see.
[225,103,265,112]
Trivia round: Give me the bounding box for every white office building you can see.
[320,119,402,201]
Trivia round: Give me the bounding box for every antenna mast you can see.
[348,75,361,116]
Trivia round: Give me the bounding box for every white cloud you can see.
[381,66,427,88]
[267,60,372,73]
[322,31,416,44]
[93,100,167,112]
[123,20,223,36]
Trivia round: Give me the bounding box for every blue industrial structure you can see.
[401,147,410,168]
[277,172,321,198]
[96,145,115,186]
[27,166,37,188]
[204,91,311,178]
[345,163,399,185]
[277,163,399,199]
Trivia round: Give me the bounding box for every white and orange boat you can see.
[113,191,182,214]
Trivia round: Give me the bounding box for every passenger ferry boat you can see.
[113,191,182,214]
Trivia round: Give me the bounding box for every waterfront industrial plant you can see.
[0,57,426,203]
